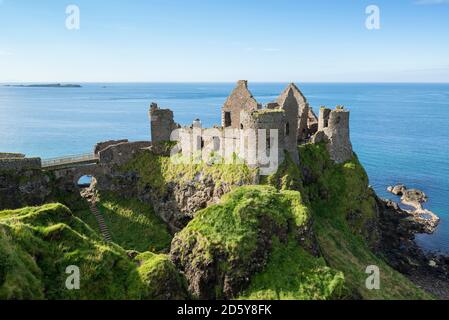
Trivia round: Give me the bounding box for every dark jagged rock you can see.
[376,196,448,298]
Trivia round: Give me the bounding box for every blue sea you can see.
[0,83,448,253]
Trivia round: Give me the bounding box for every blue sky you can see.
[0,0,448,82]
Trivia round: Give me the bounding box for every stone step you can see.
[89,203,112,242]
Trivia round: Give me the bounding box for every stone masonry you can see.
[149,103,180,143]
[149,80,354,168]
[317,106,353,163]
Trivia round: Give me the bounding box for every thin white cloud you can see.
[414,0,449,5]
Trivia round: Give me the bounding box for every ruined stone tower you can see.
[221,80,260,129]
[149,103,179,143]
[276,86,300,162]
[240,109,287,169]
[148,81,353,172]
[277,83,310,144]
[317,106,353,163]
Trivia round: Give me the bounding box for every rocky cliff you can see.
[0,143,443,300]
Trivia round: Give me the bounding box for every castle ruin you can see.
[149,80,353,170]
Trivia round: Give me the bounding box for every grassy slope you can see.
[72,208,101,235]
[120,150,257,196]
[96,192,172,253]
[0,204,142,299]
[1,145,432,300]
[239,237,344,300]
[173,185,344,300]
[297,143,431,299]
[0,204,185,300]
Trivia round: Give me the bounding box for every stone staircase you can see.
[90,202,112,242]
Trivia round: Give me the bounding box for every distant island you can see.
[4,83,82,88]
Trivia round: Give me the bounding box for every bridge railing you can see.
[41,153,99,168]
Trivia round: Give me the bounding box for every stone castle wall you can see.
[94,139,129,155]
[0,157,42,171]
[221,80,260,129]
[98,141,152,166]
[149,80,353,168]
[0,153,26,159]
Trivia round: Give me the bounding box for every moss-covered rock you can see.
[170,185,322,299]
[135,252,189,300]
[298,143,432,299]
[0,204,144,300]
[238,237,344,300]
[120,150,258,230]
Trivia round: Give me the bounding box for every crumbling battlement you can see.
[149,81,353,168]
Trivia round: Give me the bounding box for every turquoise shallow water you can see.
[0,83,448,253]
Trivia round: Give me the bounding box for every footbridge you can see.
[42,153,99,170]
[38,141,151,191]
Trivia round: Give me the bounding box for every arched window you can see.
[286,122,290,136]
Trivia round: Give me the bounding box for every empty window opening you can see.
[286,122,290,136]
[224,112,232,127]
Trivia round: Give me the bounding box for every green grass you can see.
[298,143,432,299]
[97,192,172,253]
[171,185,334,299]
[72,208,101,235]
[177,186,309,261]
[0,204,143,300]
[239,237,344,300]
[120,150,257,196]
[0,203,187,300]
[136,252,189,300]
[263,152,303,192]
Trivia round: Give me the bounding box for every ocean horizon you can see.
[1,82,448,253]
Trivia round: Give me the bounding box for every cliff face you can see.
[169,186,331,300]
[0,143,435,300]
[0,165,53,210]
[118,150,258,231]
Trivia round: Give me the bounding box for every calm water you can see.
[0,83,448,253]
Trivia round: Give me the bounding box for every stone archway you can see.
[76,175,97,189]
